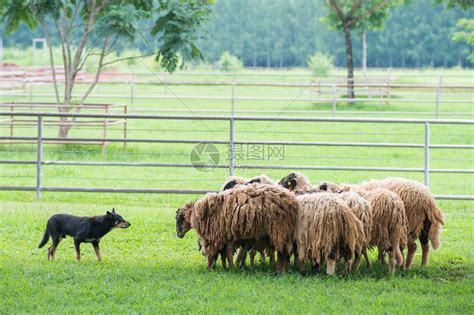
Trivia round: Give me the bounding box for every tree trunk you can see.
[362,30,367,76]
[266,49,270,68]
[343,22,355,99]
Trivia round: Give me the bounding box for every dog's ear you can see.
[112,208,116,214]
[106,211,113,217]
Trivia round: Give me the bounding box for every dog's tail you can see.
[38,228,50,248]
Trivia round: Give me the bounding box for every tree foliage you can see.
[307,52,334,77]
[202,0,472,68]
[452,18,474,62]
[0,0,213,137]
[435,0,474,10]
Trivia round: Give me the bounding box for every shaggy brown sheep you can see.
[364,188,408,273]
[337,191,373,270]
[295,193,365,275]
[316,177,444,269]
[176,184,298,273]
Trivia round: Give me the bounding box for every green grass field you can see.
[0,67,473,313]
[0,199,473,313]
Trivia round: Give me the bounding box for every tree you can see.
[321,0,405,98]
[452,18,474,62]
[1,0,213,137]
[435,0,473,10]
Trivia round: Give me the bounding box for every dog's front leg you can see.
[74,239,82,261]
[92,241,102,262]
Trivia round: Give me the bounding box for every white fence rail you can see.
[0,112,472,200]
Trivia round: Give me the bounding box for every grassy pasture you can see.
[0,67,473,313]
[0,199,473,313]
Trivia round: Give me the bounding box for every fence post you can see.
[229,72,236,176]
[229,117,235,176]
[130,71,135,111]
[332,84,337,117]
[36,115,43,199]
[29,79,33,109]
[424,122,430,188]
[231,72,236,114]
[435,76,442,118]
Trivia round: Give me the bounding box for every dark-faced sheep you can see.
[221,176,247,191]
[176,184,298,273]
[295,193,365,275]
[246,175,276,186]
[278,172,319,195]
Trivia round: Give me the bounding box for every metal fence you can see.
[0,112,473,200]
[1,73,473,118]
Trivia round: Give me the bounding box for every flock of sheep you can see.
[175,173,445,275]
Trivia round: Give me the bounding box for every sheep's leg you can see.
[276,252,288,274]
[352,250,361,272]
[234,247,244,267]
[343,252,352,275]
[311,263,320,273]
[220,251,226,269]
[249,250,256,272]
[378,246,386,265]
[395,245,405,267]
[420,218,431,266]
[327,249,337,275]
[405,240,417,269]
[387,248,396,273]
[297,256,306,275]
[259,250,266,265]
[269,252,275,268]
[226,243,234,269]
[421,244,430,266]
[207,255,215,269]
[363,247,371,268]
[326,259,336,275]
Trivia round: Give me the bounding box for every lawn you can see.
[0,198,473,313]
[0,67,473,313]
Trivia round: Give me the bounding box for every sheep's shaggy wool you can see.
[221,176,247,191]
[338,192,373,248]
[188,184,298,264]
[295,193,365,270]
[365,188,408,269]
[359,178,444,250]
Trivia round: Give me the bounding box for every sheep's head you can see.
[316,181,348,193]
[278,172,310,192]
[246,175,275,186]
[221,176,247,191]
[176,202,194,238]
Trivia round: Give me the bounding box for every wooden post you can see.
[123,105,128,150]
[102,105,109,156]
[435,76,442,118]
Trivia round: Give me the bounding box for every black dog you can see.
[38,209,131,261]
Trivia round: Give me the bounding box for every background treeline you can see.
[2,0,472,68]
[198,0,473,68]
